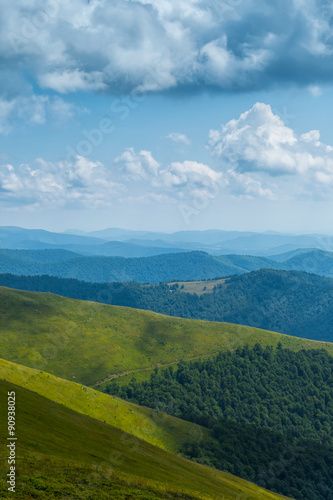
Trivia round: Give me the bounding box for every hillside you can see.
[2,268,333,342]
[0,288,332,499]
[1,286,333,387]
[0,379,289,500]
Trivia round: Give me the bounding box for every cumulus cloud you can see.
[153,159,227,202]
[0,156,124,208]
[166,132,191,145]
[2,0,333,96]
[156,160,223,190]
[209,102,333,198]
[208,103,298,175]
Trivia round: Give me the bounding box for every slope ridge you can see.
[1,286,333,387]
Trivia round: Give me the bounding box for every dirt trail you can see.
[90,351,220,388]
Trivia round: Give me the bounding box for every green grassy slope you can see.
[1,286,333,387]
[2,269,333,343]
[0,380,290,500]
[0,357,209,454]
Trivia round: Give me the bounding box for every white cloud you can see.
[0,156,124,208]
[115,147,160,180]
[0,99,16,134]
[227,170,275,199]
[300,130,321,144]
[157,160,222,188]
[153,160,227,201]
[38,70,107,94]
[115,148,226,201]
[0,94,78,133]
[166,132,191,145]
[209,102,333,198]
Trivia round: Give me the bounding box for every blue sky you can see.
[1,0,333,233]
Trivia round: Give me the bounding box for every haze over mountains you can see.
[1,226,333,257]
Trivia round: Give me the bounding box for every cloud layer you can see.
[2,0,333,98]
[0,95,79,134]
[3,102,333,210]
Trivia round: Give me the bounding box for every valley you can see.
[0,229,333,499]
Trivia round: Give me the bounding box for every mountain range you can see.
[1,226,333,499]
[1,226,333,257]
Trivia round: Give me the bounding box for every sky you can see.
[1,0,333,233]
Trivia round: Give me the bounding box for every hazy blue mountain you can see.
[209,234,333,256]
[269,248,319,262]
[65,227,333,256]
[61,241,187,257]
[283,249,333,277]
[2,226,333,257]
[0,227,185,257]
[0,226,105,247]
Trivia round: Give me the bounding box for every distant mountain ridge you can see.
[0,226,186,257]
[1,226,333,257]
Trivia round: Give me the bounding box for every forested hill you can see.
[1,247,333,282]
[1,268,333,342]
